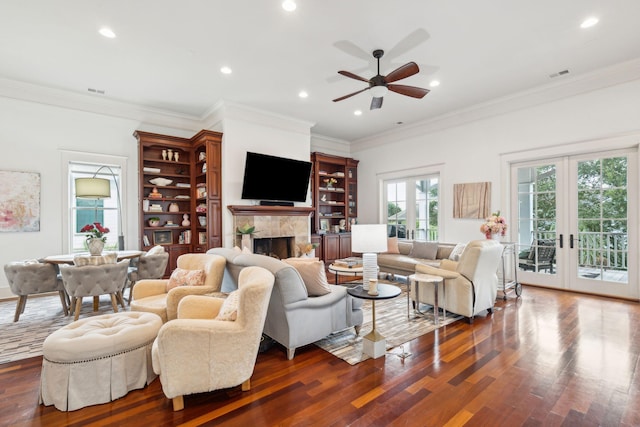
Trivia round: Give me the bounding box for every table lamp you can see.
[351,224,387,290]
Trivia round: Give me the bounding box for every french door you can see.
[511,149,637,299]
[384,175,439,241]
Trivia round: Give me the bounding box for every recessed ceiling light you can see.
[298,91,308,98]
[429,80,440,87]
[354,110,362,116]
[220,66,232,75]
[580,17,599,28]
[98,27,116,38]
[282,0,297,12]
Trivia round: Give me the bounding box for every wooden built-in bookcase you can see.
[134,130,222,275]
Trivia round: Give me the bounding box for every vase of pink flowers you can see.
[82,222,110,255]
[480,211,507,240]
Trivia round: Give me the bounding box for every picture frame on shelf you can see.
[153,230,172,245]
[198,232,207,244]
[320,219,330,232]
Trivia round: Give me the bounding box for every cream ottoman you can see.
[39,312,162,411]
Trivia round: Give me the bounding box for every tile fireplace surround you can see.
[228,205,314,258]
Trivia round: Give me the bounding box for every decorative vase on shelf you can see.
[87,238,105,256]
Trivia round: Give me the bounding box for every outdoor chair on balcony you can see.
[518,239,556,273]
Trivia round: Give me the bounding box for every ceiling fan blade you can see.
[333,40,372,62]
[370,97,383,110]
[384,62,420,84]
[337,70,370,83]
[387,84,430,99]
[386,28,431,60]
[333,87,370,102]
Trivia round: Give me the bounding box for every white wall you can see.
[353,78,640,244]
[220,113,312,247]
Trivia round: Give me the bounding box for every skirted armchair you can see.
[412,239,504,322]
[130,253,225,323]
[151,266,275,411]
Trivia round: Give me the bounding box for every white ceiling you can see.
[2,1,640,142]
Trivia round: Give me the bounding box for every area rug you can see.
[0,294,130,364]
[314,281,462,365]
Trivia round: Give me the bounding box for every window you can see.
[61,151,127,254]
[69,162,122,253]
[384,175,439,241]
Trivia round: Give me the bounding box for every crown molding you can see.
[212,101,315,136]
[350,58,640,153]
[0,77,202,131]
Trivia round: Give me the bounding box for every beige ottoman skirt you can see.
[39,312,162,411]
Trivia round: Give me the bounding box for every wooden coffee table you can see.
[347,283,401,359]
[328,263,364,284]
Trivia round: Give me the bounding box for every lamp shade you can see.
[351,224,387,253]
[75,177,111,199]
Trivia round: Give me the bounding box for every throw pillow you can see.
[241,246,252,254]
[232,246,242,253]
[448,243,467,261]
[386,237,400,254]
[216,290,239,321]
[167,268,206,291]
[283,258,331,296]
[146,245,165,256]
[73,252,117,266]
[408,241,438,260]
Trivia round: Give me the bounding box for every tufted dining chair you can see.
[59,259,130,321]
[4,260,69,322]
[152,266,275,411]
[126,251,169,303]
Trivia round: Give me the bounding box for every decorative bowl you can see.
[148,219,160,227]
[149,177,173,186]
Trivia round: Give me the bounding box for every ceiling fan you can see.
[332,49,429,110]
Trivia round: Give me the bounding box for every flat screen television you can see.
[241,152,312,203]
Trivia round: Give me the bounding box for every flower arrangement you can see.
[480,211,507,238]
[324,177,337,187]
[81,222,110,242]
[297,242,319,256]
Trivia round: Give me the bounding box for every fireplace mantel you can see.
[227,205,314,217]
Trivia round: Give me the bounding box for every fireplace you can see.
[253,236,295,259]
[228,205,314,257]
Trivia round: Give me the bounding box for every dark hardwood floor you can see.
[2,285,640,426]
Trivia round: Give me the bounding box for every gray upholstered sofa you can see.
[207,247,363,360]
[377,240,462,278]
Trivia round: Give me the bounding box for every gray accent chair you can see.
[59,259,130,321]
[208,247,364,360]
[126,251,169,303]
[4,261,69,322]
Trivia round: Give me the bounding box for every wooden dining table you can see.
[43,250,144,265]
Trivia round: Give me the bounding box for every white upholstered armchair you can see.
[130,253,225,323]
[412,239,504,322]
[151,266,275,411]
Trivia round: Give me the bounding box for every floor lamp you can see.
[75,166,125,250]
[351,224,387,291]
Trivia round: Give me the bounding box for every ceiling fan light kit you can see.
[333,49,429,110]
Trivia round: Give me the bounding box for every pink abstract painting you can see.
[0,171,40,232]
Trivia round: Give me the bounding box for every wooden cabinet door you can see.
[208,199,222,248]
[165,245,191,277]
[323,234,340,265]
[339,233,352,258]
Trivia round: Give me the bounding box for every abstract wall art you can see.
[453,182,491,219]
[0,170,41,232]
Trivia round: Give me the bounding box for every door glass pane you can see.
[576,156,628,283]
[517,165,557,274]
[386,181,406,238]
